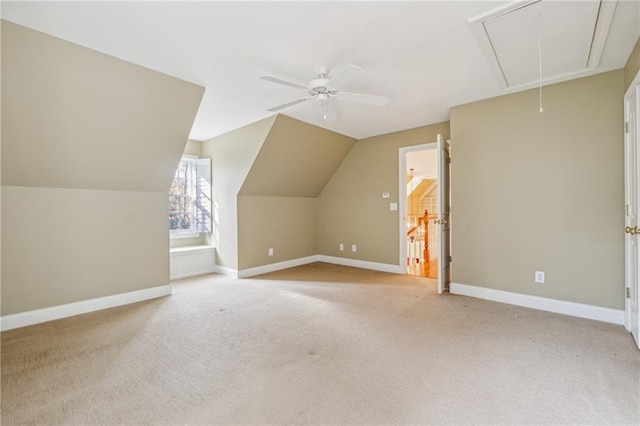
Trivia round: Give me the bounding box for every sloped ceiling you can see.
[239,115,356,197]
[2,1,637,141]
[1,21,204,193]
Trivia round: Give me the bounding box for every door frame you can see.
[624,70,640,341]
[398,142,436,274]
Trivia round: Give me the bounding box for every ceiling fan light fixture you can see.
[260,64,389,120]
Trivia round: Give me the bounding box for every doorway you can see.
[404,148,438,279]
[399,135,451,293]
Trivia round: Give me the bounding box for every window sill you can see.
[170,232,200,240]
[169,245,215,255]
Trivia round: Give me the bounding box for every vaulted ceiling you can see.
[2,1,638,140]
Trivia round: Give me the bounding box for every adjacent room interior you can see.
[1,1,639,424]
[405,147,439,279]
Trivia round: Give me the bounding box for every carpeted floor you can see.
[1,262,639,425]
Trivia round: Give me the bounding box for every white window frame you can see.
[169,155,202,239]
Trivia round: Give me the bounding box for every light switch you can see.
[390,203,398,211]
[382,192,390,199]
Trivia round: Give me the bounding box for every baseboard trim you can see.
[318,255,401,274]
[0,284,172,332]
[212,265,239,278]
[238,256,318,278]
[450,282,625,325]
[171,270,217,280]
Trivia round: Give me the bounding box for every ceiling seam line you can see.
[482,22,510,88]
[585,0,603,68]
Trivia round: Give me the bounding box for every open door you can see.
[437,134,451,294]
[624,84,639,349]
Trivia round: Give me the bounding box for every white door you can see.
[624,85,639,349]
[437,134,451,294]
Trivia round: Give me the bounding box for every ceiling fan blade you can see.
[267,97,312,112]
[327,64,363,89]
[260,75,309,91]
[322,101,337,121]
[338,91,389,106]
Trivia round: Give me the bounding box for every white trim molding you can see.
[450,282,625,325]
[227,254,402,279]
[213,265,238,278]
[318,255,401,274]
[238,256,318,278]
[213,265,239,278]
[170,245,216,280]
[0,284,172,332]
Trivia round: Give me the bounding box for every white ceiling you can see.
[2,1,639,141]
[470,0,621,90]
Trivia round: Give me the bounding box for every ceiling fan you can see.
[260,65,389,121]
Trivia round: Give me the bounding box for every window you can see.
[169,156,212,237]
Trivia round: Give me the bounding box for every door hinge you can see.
[449,255,452,262]
[627,287,631,298]
[625,122,629,133]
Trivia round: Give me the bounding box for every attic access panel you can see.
[469,0,618,91]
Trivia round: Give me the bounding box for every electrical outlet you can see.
[339,243,344,251]
[351,244,357,252]
[535,271,545,284]
[268,248,274,256]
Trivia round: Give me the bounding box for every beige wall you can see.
[238,196,317,269]
[235,115,355,270]
[2,187,168,315]
[1,21,202,193]
[317,122,450,265]
[1,22,203,315]
[624,36,640,91]
[450,70,624,309]
[240,115,356,197]
[182,140,203,158]
[205,114,355,271]
[201,117,275,269]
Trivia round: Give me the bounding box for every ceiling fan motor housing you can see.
[310,78,331,93]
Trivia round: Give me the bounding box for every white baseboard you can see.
[219,254,401,279]
[171,270,217,280]
[450,282,625,325]
[318,255,401,274]
[0,284,172,332]
[238,256,318,278]
[213,265,239,278]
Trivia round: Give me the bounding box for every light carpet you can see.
[1,262,639,425]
